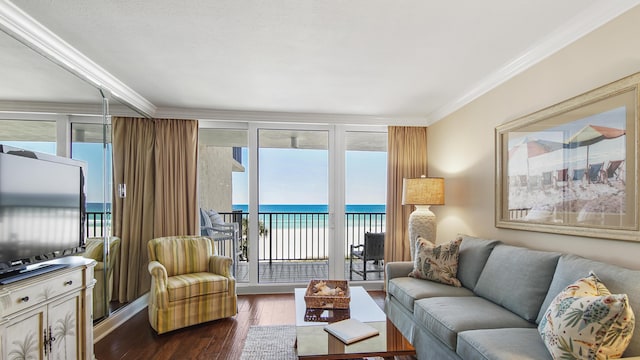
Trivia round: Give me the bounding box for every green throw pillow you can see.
[538,272,635,359]
[408,237,461,287]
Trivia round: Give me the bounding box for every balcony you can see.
[86,210,386,283]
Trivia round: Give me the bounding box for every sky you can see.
[232,147,387,205]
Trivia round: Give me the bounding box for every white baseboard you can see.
[93,293,149,343]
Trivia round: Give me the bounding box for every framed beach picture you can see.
[495,72,639,242]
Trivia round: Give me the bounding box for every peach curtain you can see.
[111,117,198,302]
[385,126,428,263]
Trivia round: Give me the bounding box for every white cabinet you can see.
[0,257,96,360]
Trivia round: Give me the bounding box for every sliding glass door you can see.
[344,130,387,281]
[198,122,387,289]
[198,126,248,282]
[257,128,329,283]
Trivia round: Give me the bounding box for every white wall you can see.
[428,5,640,269]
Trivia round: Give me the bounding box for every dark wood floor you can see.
[94,291,414,360]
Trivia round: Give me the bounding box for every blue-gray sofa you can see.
[385,235,640,359]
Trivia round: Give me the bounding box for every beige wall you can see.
[198,145,234,212]
[428,5,640,269]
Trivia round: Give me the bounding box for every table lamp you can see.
[402,176,444,259]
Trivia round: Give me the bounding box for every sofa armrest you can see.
[385,261,413,281]
[209,255,234,278]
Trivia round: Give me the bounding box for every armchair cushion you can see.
[167,272,229,301]
[149,236,214,276]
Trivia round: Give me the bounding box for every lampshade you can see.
[402,177,444,206]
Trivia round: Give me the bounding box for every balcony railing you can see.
[85,211,111,238]
[219,211,386,262]
[86,210,386,262]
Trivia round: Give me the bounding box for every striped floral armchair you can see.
[147,235,237,334]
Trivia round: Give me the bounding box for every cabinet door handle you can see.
[20,296,29,302]
[48,325,55,354]
[64,280,73,285]
[44,329,48,355]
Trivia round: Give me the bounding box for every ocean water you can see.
[87,203,385,214]
[232,204,385,213]
[87,202,111,213]
[231,204,386,234]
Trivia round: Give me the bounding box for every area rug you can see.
[240,325,297,360]
[240,325,385,360]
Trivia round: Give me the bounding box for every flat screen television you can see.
[0,144,86,281]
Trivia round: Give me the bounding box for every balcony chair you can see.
[200,208,241,275]
[147,235,237,334]
[349,232,385,280]
[82,236,121,320]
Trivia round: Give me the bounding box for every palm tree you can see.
[8,331,38,360]
[53,311,75,359]
[240,218,268,261]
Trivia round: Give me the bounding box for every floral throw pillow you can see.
[408,237,461,287]
[538,272,635,360]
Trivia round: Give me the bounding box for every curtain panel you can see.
[385,126,428,263]
[112,117,198,302]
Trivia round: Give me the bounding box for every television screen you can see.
[0,146,85,275]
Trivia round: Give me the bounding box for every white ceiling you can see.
[2,0,640,124]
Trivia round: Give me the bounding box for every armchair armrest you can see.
[148,260,169,309]
[94,261,105,272]
[209,255,234,278]
[385,261,414,281]
[203,223,239,239]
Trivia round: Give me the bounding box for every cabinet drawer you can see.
[2,271,83,316]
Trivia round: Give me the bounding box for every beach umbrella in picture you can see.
[508,137,564,176]
[563,125,626,169]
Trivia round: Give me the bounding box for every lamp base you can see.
[408,205,437,260]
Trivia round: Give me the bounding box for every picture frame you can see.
[495,72,639,242]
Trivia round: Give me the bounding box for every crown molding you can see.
[0,100,140,117]
[426,1,640,125]
[155,106,427,126]
[0,0,156,118]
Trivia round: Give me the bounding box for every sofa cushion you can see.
[456,235,500,290]
[537,254,640,356]
[457,328,552,360]
[474,244,560,322]
[414,296,535,351]
[167,272,229,301]
[388,277,474,313]
[409,237,462,287]
[538,272,635,360]
[205,209,225,225]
